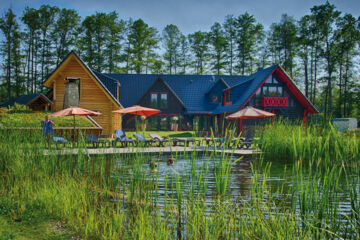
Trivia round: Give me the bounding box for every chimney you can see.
[63,77,80,108]
[116,81,120,101]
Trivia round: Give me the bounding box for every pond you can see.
[109,152,357,219]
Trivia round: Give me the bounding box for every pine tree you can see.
[0,9,20,100]
[311,2,341,118]
[52,8,80,65]
[209,22,227,75]
[223,15,237,75]
[235,12,263,75]
[127,19,159,74]
[162,24,182,74]
[188,31,210,74]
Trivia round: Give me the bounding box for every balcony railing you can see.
[261,97,288,107]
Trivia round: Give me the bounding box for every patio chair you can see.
[149,133,171,147]
[172,137,195,147]
[53,135,68,147]
[113,129,134,147]
[85,134,108,148]
[133,133,155,147]
[232,137,252,149]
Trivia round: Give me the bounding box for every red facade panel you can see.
[261,97,288,107]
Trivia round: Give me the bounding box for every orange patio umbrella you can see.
[226,106,275,131]
[113,105,160,130]
[113,105,160,116]
[48,106,101,138]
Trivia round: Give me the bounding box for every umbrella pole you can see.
[240,119,243,133]
[73,115,76,142]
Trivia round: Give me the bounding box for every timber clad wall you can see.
[49,56,121,134]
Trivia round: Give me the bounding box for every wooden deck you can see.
[44,146,258,156]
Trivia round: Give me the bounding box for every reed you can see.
[0,122,359,239]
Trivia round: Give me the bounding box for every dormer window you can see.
[223,89,232,105]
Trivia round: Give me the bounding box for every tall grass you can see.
[0,121,359,239]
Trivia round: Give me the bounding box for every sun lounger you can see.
[85,134,108,148]
[52,136,68,148]
[172,137,195,147]
[113,129,134,147]
[149,133,171,147]
[133,133,155,147]
[232,138,252,149]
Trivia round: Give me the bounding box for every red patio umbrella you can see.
[113,105,160,130]
[226,106,275,131]
[112,105,160,116]
[48,106,101,138]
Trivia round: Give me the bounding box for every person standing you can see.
[42,115,55,147]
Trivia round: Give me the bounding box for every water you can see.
[109,153,358,217]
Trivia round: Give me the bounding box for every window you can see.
[160,94,168,109]
[255,88,261,98]
[223,90,232,105]
[150,94,157,108]
[263,87,268,97]
[150,93,168,109]
[269,86,277,97]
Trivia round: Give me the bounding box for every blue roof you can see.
[0,93,53,108]
[212,65,277,114]
[93,66,278,114]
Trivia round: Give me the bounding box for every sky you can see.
[1,0,359,34]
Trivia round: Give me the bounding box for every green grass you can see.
[0,121,359,239]
[0,215,76,240]
[0,107,94,128]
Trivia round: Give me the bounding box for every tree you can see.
[311,2,341,118]
[298,15,312,97]
[334,14,360,117]
[268,14,297,77]
[52,8,80,65]
[178,34,190,74]
[127,19,159,74]
[162,24,182,74]
[0,9,20,100]
[188,31,210,74]
[209,22,227,75]
[223,15,237,75]
[235,12,263,75]
[21,7,40,93]
[104,12,125,73]
[38,5,59,86]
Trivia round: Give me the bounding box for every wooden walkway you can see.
[44,146,258,156]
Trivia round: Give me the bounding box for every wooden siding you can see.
[48,55,121,134]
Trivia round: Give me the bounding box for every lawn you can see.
[0,107,94,128]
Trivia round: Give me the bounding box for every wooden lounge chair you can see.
[149,133,170,147]
[85,134,108,148]
[232,138,252,149]
[172,137,195,147]
[133,133,155,147]
[52,135,68,148]
[113,129,134,147]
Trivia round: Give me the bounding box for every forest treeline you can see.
[1,2,360,118]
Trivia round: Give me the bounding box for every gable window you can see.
[223,90,232,105]
[160,94,168,109]
[150,92,168,109]
[150,94,157,108]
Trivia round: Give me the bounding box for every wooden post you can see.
[214,115,218,135]
[303,109,308,127]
